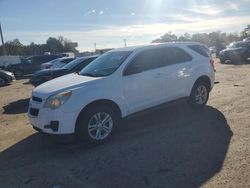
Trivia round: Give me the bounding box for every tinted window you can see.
[33,56,58,64]
[229,42,248,48]
[188,45,209,57]
[125,48,163,75]
[75,58,95,71]
[125,47,192,75]
[63,58,85,70]
[61,58,74,64]
[163,47,192,65]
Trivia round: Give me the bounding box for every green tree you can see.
[178,33,191,41]
[152,31,178,43]
[46,37,64,54]
[240,24,250,38]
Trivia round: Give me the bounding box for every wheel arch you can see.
[75,99,122,132]
[191,75,212,95]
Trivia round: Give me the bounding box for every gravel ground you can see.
[0,61,249,188]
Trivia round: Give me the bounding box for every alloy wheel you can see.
[194,85,208,105]
[87,112,113,140]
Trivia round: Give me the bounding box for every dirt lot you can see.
[0,61,249,188]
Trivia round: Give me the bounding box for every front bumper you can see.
[28,97,77,134]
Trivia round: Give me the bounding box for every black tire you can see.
[75,105,119,144]
[0,76,7,86]
[14,70,24,78]
[189,81,209,108]
[241,53,248,63]
[219,57,225,64]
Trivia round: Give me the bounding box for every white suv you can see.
[28,42,215,143]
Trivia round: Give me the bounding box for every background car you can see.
[30,56,98,87]
[219,41,250,64]
[243,37,250,42]
[40,57,75,70]
[0,70,16,86]
[5,54,63,78]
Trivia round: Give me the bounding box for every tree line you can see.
[0,25,249,56]
[152,25,250,49]
[0,36,78,56]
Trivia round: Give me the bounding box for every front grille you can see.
[29,108,39,117]
[32,96,42,102]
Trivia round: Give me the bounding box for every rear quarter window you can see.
[188,45,209,57]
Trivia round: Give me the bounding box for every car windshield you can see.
[63,58,83,70]
[79,51,132,77]
[48,58,60,64]
[24,57,32,64]
[229,42,247,48]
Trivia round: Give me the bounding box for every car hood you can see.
[34,68,67,76]
[0,69,13,75]
[32,73,103,98]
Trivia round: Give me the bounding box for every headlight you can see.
[44,90,72,109]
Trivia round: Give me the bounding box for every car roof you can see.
[110,42,202,52]
[231,41,246,45]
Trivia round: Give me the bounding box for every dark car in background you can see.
[5,54,63,78]
[0,70,16,86]
[219,41,250,64]
[40,57,75,70]
[30,56,98,87]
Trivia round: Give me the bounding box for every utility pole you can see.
[124,39,127,47]
[94,42,96,52]
[0,23,6,55]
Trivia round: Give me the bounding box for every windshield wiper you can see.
[81,73,97,77]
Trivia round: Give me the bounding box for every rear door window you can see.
[162,47,192,66]
[188,45,209,57]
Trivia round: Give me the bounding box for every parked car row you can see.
[5,54,64,78]
[28,42,215,144]
[30,56,98,86]
[40,57,75,70]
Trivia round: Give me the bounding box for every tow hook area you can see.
[44,121,59,132]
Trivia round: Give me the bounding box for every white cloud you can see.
[184,5,222,16]
[99,11,104,15]
[5,15,250,51]
[84,9,96,16]
[229,3,239,10]
[131,12,135,16]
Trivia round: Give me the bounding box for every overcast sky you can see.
[1,0,250,51]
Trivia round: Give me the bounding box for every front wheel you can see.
[14,70,24,78]
[0,76,7,86]
[75,105,118,144]
[189,81,209,108]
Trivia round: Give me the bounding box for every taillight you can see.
[210,59,216,72]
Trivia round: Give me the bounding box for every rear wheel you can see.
[75,105,118,144]
[189,81,209,108]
